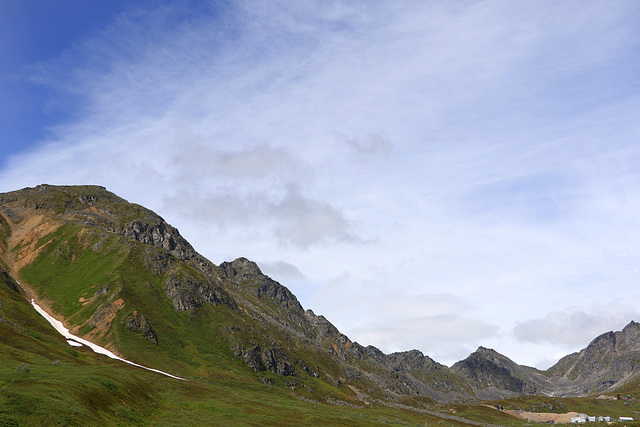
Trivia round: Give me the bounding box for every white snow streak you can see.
[30,299,187,381]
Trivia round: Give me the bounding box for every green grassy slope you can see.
[1,264,474,426]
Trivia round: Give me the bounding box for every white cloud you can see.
[513,307,640,348]
[173,140,299,180]
[164,185,362,249]
[259,260,306,282]
[269,186,363,248]
[351,314,500,365]
[340,130,393,158]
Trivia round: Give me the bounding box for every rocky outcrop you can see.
[124,311,158,345]
[220,258,297,303]
[120,219,195,264]
[143,247,175,276]
[546,321,640,395]
[0,184,127,213]
[305,309,341,338]
[93,284,110,299]
[231,340,296,376]
[261,346,296,376]
[163,271,236,312]
[451,347,547,399]
[381,349,440,372]
[0,185,219,282]
[0,268,19,294]
[221,258,309,328]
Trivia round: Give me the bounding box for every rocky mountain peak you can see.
[220,257,297,306]
[451,346,544,399]
[619,320,640,347]
[119,218,196,262]
[219,257,263,278]
[304,309,341,338]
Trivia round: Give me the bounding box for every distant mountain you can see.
[449,322,640,400]
[546,321,640,395]
[1,183,640,419]
[451,346,548,399]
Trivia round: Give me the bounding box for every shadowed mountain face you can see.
[452,323,640,399]
[1,184,640,408]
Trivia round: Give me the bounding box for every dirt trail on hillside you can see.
[503,409,580,423]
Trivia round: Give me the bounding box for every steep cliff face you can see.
[451,347,550,399]
[546,321,640,395]
[217,255,469,402]
[448,323,640,399]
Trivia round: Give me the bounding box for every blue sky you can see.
[1,1,142,158]
[2,0,640,368]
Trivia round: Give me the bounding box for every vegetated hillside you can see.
[0,186,475,409]
[546,321,640,394]
[1,266,476,427]
[2,184,640,425]
[0,185,506,426]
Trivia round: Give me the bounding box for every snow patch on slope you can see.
[30,299,186,381]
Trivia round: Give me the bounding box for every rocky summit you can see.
[2,184,640,425]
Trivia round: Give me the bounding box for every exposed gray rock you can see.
[345,341,368,360]
[120,219,194,262]
[297,358,319,378]
[163,272,236,312]
[124,311,158,345]
[221,258,310,328]
[231,340,295,376]
[451,347,546,399]
[93,284,110,299]
[261,346,296,376]
[233,342,265,372]
[78,194,98,205]
[221,258,296,303]
[546,321,640,395]
[384,349,440,372]
[304,310,341,338]
[143,246,175,276]
[0,206,22,224]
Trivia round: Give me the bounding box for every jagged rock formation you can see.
[163,271,236,312]
[2,184,640,407]
[124,311,158,345]
[451,347,549,399]
[445,324,640,399]
[545,321,640,395]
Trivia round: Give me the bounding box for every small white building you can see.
[571,414,587,423]
[619,416,635,421]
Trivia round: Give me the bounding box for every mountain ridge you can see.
[1,184,640,410]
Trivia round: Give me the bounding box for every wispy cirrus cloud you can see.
[164,184,362,249]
